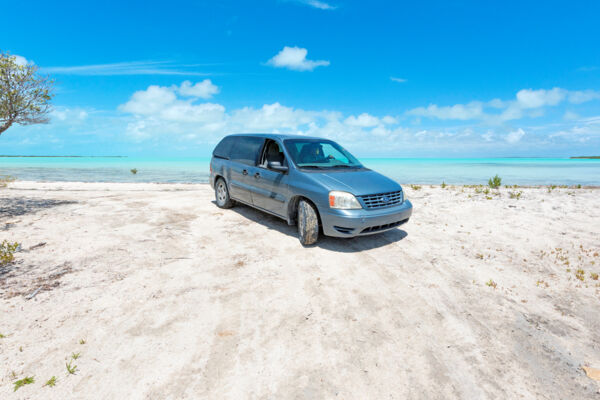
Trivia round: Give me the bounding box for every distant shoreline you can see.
[570,156,600,159]
[0,155,127,158]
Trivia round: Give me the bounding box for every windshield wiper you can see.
[331,164,361,169]
[299,165,325,169]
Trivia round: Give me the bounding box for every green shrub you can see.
[130,168,138,175]
[488,174,502,189]
[14,376,34,392]
[509,191,522,199]
[1,240,20,266]
[0,175,16,188]
[44,376,57,387]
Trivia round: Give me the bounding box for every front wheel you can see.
[215,178,235,209]
[298,199,319,245]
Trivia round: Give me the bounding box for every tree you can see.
[0,51,54,136]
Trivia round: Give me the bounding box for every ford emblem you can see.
[382,195,390,203]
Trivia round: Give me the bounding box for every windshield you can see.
[283,139,363,169]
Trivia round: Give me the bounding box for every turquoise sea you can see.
[1,156,599,186]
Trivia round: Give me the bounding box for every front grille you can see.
[360,218,408,234]
[358,190,403,209]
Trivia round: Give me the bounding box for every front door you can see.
[250,140,289,217]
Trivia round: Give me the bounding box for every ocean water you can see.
[1,156,599,185]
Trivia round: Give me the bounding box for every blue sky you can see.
[2,0,600,157]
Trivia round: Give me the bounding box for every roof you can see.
[225,133,326,140]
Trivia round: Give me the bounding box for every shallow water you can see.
[1,156,599,185]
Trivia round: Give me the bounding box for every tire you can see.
[215,178,234,209]
[298,199,319,245]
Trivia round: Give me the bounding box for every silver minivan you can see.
[210,134,412,245]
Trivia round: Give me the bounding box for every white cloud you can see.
[42,61,212,76]
[382,115,398,124]
[406,87,600,123]
[487,98,506,109]
[567,90,600,104]
[390,77,407,83]
[407,102,484,120]
[344,113,380,127]
[12,55,30,66]
[481,131,494,142]
[516,88,566,109]
[177,80,219,99]
[291,0,336,9]
[505,128,525,143]
[563,111,579,121]
[115,82,600,155]
[52,107,89,122]
[266,46,330,71]
[230,103,316,130]
[120,85,178,115]
[549,124,600,141]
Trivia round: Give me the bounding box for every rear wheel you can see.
[215,178,234,209]
[298,199,319,245]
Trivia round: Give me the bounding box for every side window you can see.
[230,137,264,166]
[259,140,286,168]
[213,137,234,159]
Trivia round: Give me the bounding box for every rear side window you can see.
[230,137,264,166]
[213,137,235,159]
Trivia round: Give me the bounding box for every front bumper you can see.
[319,200,413,238]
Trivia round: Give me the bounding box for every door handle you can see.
[242,169,248,175]
[254,172,261,179]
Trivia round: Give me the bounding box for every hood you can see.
[308,169,402,195]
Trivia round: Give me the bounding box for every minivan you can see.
[210,134,413,245]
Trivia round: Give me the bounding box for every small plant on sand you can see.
[1,240,20,265]
[485,279,497,289]
[576,184,582,189]
[575,269,585,281]
[0,332,6,338]
[488,174,502,189]
[130,168,138,175]
[591,272,599,281]
[441,181,447,189]
[536,280,549,288]
[71,352,81,360]
[13,376,34,392]
[509,191,522,199]
[44,376,57,387]
[79,339,86,345]
[410,184,422,190]
[66,360,77,375]
[0,175,16,188]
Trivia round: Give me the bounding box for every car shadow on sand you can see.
[215,201,407,252]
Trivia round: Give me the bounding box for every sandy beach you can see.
[1,181,599,399]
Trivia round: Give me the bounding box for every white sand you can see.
[1,181,599,399]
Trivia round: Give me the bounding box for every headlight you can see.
[328,191,362,209]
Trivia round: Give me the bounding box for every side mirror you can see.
[268,161,288,172]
